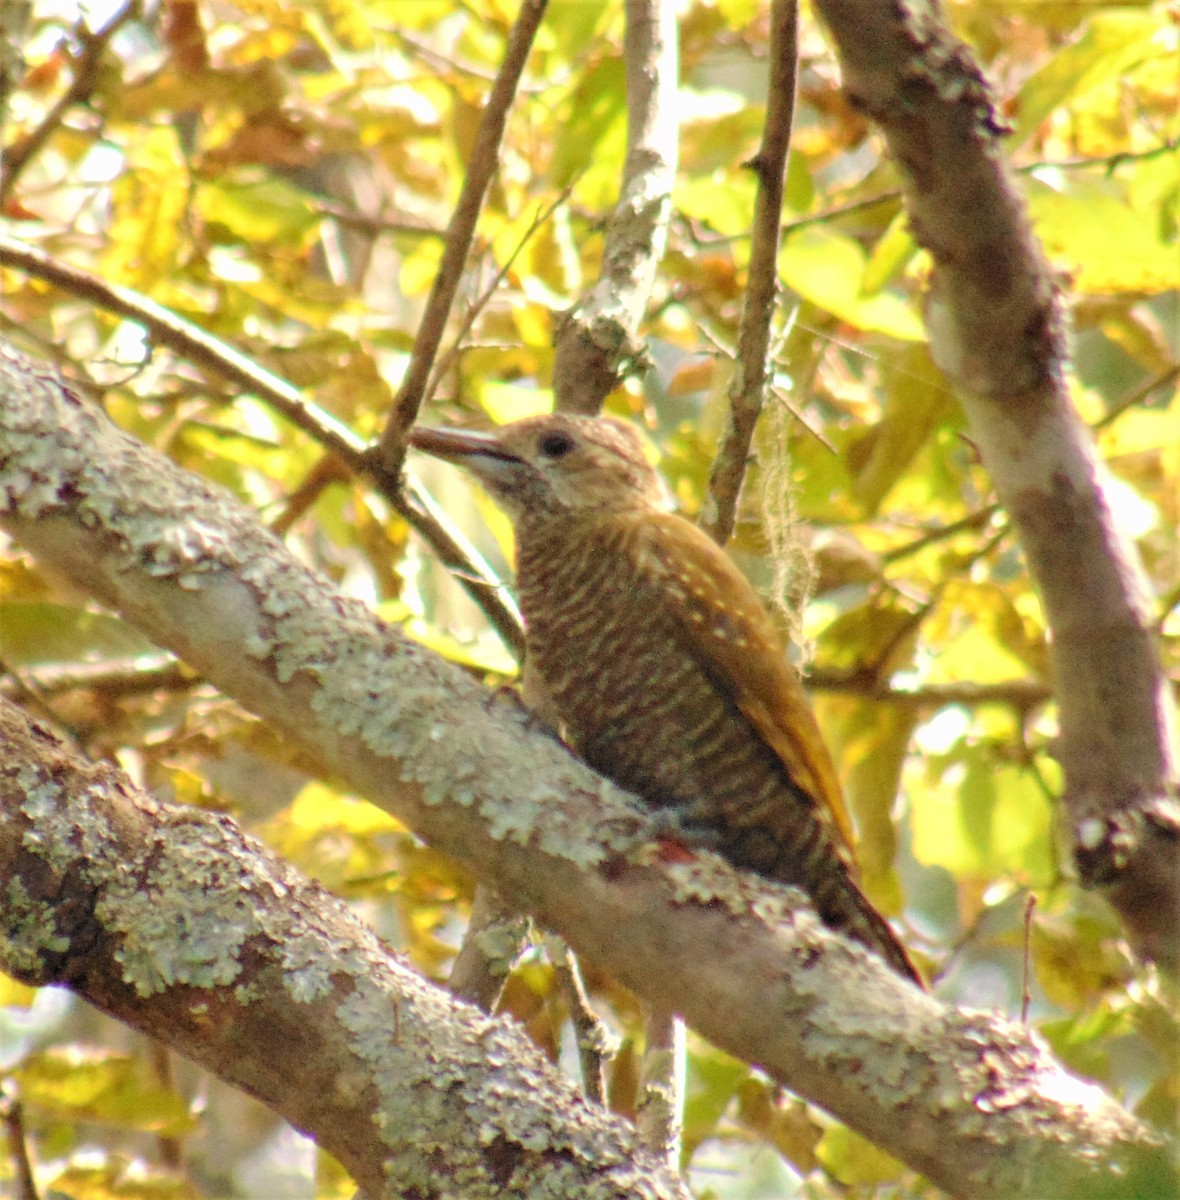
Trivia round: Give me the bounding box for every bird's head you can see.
[408,414,668,523]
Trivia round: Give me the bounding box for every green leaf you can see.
[0,603,160,666]
[820,697,918,911]
[550,57,627,191]
[779,226,925,341]
[847,345,955,514]
[682,1042,748,1158]
[912,751,1054,883]
[479,380,553,424]
[817,1122,905,1185]
[862,208,919,294]
[199,174,318,245]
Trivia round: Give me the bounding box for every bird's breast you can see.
[514,516,789,832]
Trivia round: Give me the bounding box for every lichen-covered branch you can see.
[0,341,1170,1198]
[552,0,678,414]
[701,0,799,545]
[0,699,687,1200]
[812,0,1179,971]
[447,884,529,1012]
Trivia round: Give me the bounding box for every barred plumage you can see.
[411,414,922,986]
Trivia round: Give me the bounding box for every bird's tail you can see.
[815,874,925,988]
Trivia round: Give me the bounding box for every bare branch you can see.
[0,0,140,207]
[0,1083,38,1200]
[807,672,1052,711]
[425,187,573,402]
[552,0,678,414]
[701,0,799,545]
[812,0,1180,970]
[0,341,1171,1200]
[309,201,445,241]
[635,1009,683,1173]
[376,0,550,466]
[0,655,188,699]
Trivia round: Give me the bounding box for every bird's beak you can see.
[408,426,526,490]
[408,426,523,466]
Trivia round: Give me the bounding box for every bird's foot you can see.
[624,804,722,866]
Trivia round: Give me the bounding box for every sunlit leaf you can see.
[479,380,553,423]
[817,1122,905,1185]
[288,782,403,838]
[14,1049,196,1136]
[682,1041,748,1158]
[0,603,160,666]
[1009,11,1168,149]
[779,226,925,341]
[1027,176,1180,294]
[199,175,318,244]
[912,752,1054,884]
[862,209,919,294]
[820,696,917,911]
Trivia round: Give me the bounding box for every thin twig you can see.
[1154,581,1180,635]
[549,939,614,1104]
[0,234,526,658]
[1021,894,1037,1026]
[678,141,1178,248]
[449,885,530,1012]
[702,0,799,545]
[425,187,573,402]
[779,189,901,237]
[0,655,189,698]
[0,655,81,748]
[694,320,835,453]
[0,0,140,207]
[311,201,445,240]
[377,0,549,468]
[0,1084,39,1200]
[147,1041,184,1172]
[1092,361,1179,432]
[552,0,678,414]
[389,27,500,85]
[806,672,1051,709]
[881,504,1002,565]
[270,453,352,537]
[635,1009,684,1173]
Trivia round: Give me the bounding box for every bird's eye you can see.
[538,431,575,460]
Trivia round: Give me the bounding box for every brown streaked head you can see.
[409,414,666,522]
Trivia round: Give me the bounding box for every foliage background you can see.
[0,0,1176,1196]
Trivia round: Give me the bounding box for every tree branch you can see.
[552,0,678,414]
[376,0,549,467]
[0,697,688,1199]
[701,0,799,545]
[447,884,529,1012]
[0,233,526,660]
[0,0,140,207]
[0,340,1169,1199]
[812,0,1179,971]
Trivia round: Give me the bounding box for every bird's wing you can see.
[637,511,857,855]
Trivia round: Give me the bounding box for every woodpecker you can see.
[410,414,922,985]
